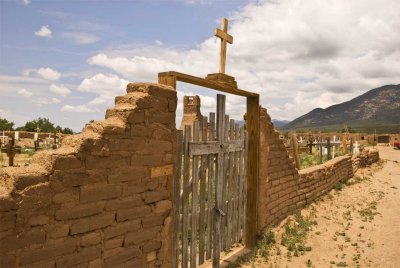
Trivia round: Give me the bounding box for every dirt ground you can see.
[0,152,31,167]
[242,145,400,268]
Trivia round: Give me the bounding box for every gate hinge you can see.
[214,207,226,217]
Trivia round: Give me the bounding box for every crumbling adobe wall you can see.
[257,107,379,232]
[352,149,380,172]
[0,83,177,268]
[257,107,300,230]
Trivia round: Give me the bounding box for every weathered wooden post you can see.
[291,133,301,169]
[327,137,331,160]
[350,138,354,154]
[319,143,323,164]
[1,138,16,167]
[307,135,313,154]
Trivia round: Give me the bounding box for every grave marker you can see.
[1,138,21,166]
[214,17,233,74]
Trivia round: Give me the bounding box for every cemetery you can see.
[0,16,395,268]
[0,130,65,167]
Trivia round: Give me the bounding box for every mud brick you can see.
[0,228,45,253]
[124,227,160,246]
[103,220,141,239]
[116,205,151,222]
[108,166,148,183]
[56,246,101,267]
[103,246,141,267]
[105,196,143,211]
[80,184,122,203]
[19,238,77,265]
[56,202,104,220]
[54,155,82,170]
[70,213,115,235]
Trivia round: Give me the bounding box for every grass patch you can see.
[227,229,276,267]
[359,201,380,222]
[281,212,316,253]
[256,228,276,261]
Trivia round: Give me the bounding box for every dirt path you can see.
[241,145,400,268]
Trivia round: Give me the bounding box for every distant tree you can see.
[62,128,74,134]
[21,118,55,132]
[14,118,74,134]
[0,118,14,131]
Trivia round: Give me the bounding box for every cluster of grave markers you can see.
[287,134,361,167]
[0,129,63,167]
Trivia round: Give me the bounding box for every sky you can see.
[1,0,399,131]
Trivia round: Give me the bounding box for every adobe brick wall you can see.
[352,148,380,173]
[257,107,380,233]
[0,83,177,268]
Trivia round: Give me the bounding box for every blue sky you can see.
[1,0,399,131]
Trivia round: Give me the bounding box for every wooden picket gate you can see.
[173,94,248,267]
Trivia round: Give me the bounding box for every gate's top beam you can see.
[158,71,259,98]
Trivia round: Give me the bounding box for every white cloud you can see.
[18,88,33,97]
[21,0,31,5]
[87,0,400,121]
[155,40,163,46]
[78,73,128,99]
[60,73,128,114]
[34,25,52,38]
[61,104,96,113]
[35,67,61,81]
[32,97,61,106]
[52,98,61,103]
[63,32,99,44]
[49,84,71,97]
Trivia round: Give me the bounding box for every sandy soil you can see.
[242,145,400,268]
[0,152,31,167]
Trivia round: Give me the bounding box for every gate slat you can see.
[237,126,244,241]
[221,114,229,250]
[206,113,215,260]
[198,117,208,265]
[182,125,192,268]
[226,119,235,248]
[174,131,183,267]
[242,129,248,242]
[213,95,225,266]
[233,123,240,243]
[190,121,200,268]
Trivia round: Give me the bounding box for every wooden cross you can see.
[36,126,41,133]
[215,18,233,74]
[1,138,20,166]
[0,130,7,147]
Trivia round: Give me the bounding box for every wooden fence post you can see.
[245,95,259,248]
[291,133,301,169]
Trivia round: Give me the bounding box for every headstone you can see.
[0,130,7,147]
[14,131,19,140]
[353,141,360,154]
[34,132,38,141]
[332,146,335,158]
[319,144,323,163]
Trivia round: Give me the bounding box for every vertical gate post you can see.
[245,95,259,248]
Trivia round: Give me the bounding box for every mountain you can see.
[282,84,400,132]
[272,119,290,128]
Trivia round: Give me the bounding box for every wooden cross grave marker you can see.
[1,137,21,166]
[215,17,233,74]
[205,17,238,88]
